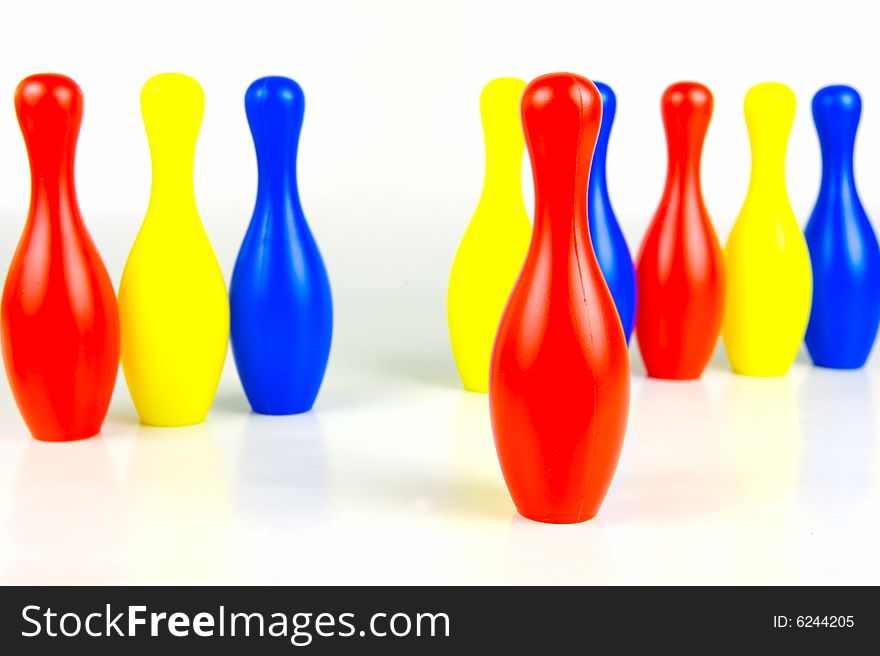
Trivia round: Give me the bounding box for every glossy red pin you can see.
[489,73,631,524]
[1,74,120,441]
[635,82,725,379]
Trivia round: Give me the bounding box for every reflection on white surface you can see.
[792,369,880,583]
[126,423,233,585]
[796,369,876,524]
[2,348,880,585]
[2,360,880,584]
[717,373,804,584]
[612,375,724,523]
[718,373,803,505]
[230,412,329,584]
[2,439,121,585]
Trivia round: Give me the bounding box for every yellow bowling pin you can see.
[447,78,531,393]
[723,83,812,377]
[119,73,229,426]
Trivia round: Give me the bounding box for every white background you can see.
[1,0,879,584]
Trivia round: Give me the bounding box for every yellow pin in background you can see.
[722,82,812,377]
[118,73,230,426]
[447,78,531,393]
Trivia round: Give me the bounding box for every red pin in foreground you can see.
[1,74,120,441]
[489,73,631,524]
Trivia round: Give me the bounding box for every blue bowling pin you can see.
[588,82,637,343]
[230,77,333,414]
[804,85,880,369]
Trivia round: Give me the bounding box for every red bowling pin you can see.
[489,73,630,524]
[1,74,120,441]
[635,82,725,379]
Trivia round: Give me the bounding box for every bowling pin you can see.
[723,83,812,376]
[1,74,120,441]
[804,85,880,369]
[588,82,637,343]
[489,73,630,524]
[448,78,531,393]
[118,73,229,426]
[636,82,725,379]
[230,77,333,414]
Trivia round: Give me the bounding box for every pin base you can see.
[138,415,208,428]
[249,403,315,416]
[29,427,101,443]
[729,367,791,378]
[645,369,705,381]
[516,507,599,525]
[809,359,868,371]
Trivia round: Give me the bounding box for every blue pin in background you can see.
[804,85,880,369]
[230,76,333,414]
[588,82,637,343]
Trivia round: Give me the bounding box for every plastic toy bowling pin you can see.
[448,78,531,393]
[118,73,229,426]
[230,77,333,414]
[804,86,880,369]
[489,73,630,524]
[723,83,812,376]
[636,82,725,379]
[588,82,637,343]
[1,74,120,441]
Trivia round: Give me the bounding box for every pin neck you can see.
[818,139,857,194]
[663,150,704,198]
[529,146,593,249]
[533,176,593,255]
[662,114,707,201]
[256,164,306,228]
[481,143,524,207]
[746,149,788,201]
[258,159,299,187]
[146,143,198,216]
[251,134,306,227]
[26,148,80,227]
[588,131,612,209]
[742,111,794,204]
